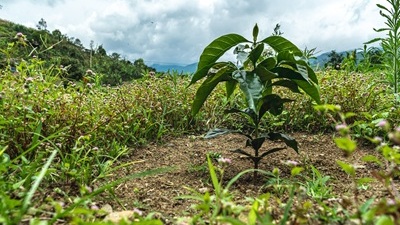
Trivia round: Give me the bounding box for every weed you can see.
[367,0,400,94]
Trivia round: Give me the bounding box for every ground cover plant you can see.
[2,3,400,224]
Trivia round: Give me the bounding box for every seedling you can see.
[190,24,320,179]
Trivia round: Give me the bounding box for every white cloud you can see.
[0,0,386,65]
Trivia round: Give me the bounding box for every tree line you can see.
[0,18,155,86]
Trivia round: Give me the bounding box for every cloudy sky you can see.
[0,0,385,66]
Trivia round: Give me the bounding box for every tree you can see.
[52,29,63,41]
[37,18,47,31]
[325,50,344,69]
[96,45,107,56]
[74,38,83,48]
[111,52,120,60]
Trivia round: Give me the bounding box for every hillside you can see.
[0,18,154,85]
[152,62,197,73]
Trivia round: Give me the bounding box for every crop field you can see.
[2,1,400,224]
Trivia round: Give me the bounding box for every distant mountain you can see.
[152,63,198,73]
[309,50,364,69]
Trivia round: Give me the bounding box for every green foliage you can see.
[277,70,393,134]
[367,0,400,93]
[177,154,275,225]
[0,19,154,85]
[325,50,344,69]
[301,165,333,200]
[357,45,384,72]
[190,24,320,179]
[318,105,400,224]
[4,14,400,224]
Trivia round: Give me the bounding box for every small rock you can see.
[101,204,113,214]
[199,187,208,193]
[104,210,135,223]
[166,143,175,147]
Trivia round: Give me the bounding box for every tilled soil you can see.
[99,132,392,224]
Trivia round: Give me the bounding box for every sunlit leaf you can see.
[192,66,232,116]
[361,155,383,166]
[357,177,375,186]
[260,36,302,56]
[376,215,394,225]
[291,167,304,176]
[336,160,355,177]
[190,34,249,85]
[334,137,357,154]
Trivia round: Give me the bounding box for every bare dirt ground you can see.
[100,132,391,224]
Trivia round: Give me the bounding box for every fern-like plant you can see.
[366,0,400,94]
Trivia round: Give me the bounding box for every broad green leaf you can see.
[267,132,298,152]
[260,147,287,158]
[248,44,264,65]
[269,80,301,93]
[232,148,255,159]
[252,23,259,43]
[334,137,356,153]
[225,80,237,99]
[293,79,321,104]
[190,34,249,85]
[273,67,308,81]
[296,60,319,84]
[336,160,355,177]
[204,128,232,139]
[277,58,318,85]
[258,94,293,118]
[258,57,277,70]
[276,50,296,64]
[246,137,266,151]
[226,108,258,125]
[233,71,263,113]
[192,66,232,116]
[272,67,320,103]
[260,36,302,56]
[255,65,278,82]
